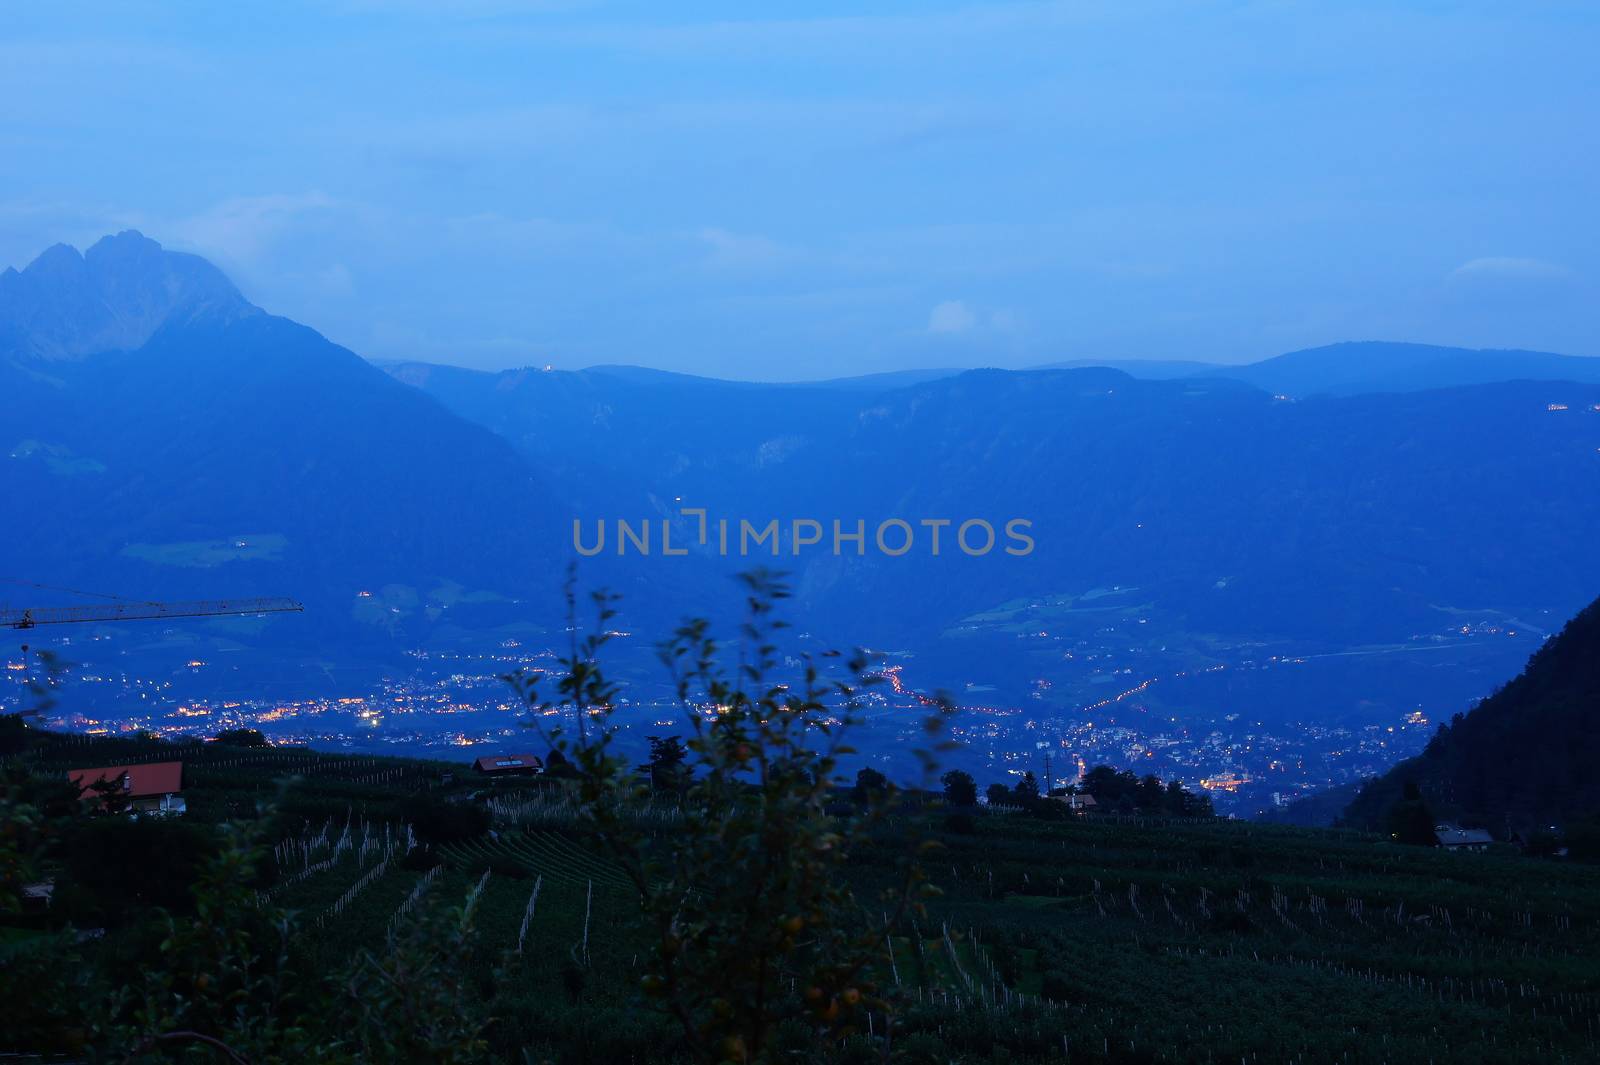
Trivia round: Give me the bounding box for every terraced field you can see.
[442,830,636,892]
[15,727,1600,1063]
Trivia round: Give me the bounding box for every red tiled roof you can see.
[472,753,543,772]
[68,761,184,800]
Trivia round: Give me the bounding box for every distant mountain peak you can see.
[0,231,249,362]
[84,228,165,261]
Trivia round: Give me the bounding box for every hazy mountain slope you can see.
[801,367,968,390]
[394,341,1600,407]
[2,311,584,644]
[0,234,723,653]
[391,356,1600,695]
[384,359,865,499]
[1034,358,1221,378]
[1342,594,1600,833]
[1217,341,1600,397]
[794,371,1600,642]
[579,363,968,391]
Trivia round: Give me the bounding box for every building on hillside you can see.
[68,761,186,816]
[1434,824,1494,852]
[20,879,55,914]
[472,753,544,777]
[1049,793,1099,814]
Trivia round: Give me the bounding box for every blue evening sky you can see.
[2,2,1596,379]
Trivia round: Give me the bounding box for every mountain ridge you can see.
[1220,340,1600,397]
[384,339,1600,398]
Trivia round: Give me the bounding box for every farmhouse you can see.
[472,753,544,777]
[20,879,55,914]
[1434,824,1494,852]
[1050,793,1100,813]
[68,761,186,816]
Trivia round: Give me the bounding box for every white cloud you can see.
[1451,256,1569,281]
[697,228,792,272]
[172,192,339,264]
[0,198,147,270]
[927,299,977,334]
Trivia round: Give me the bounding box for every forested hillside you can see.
[1345,593,1600,834]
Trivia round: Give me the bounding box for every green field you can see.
[118,532,288,567]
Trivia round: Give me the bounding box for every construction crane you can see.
[0,597,303,630]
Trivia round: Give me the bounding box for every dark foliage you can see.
[400,794,491,846]
[0,712,30,756]
[55,817,218,926]
[941,769,978,807]
[211,728,268,747]
[640,734,691,794]
[1566,814,1600,863]
[543,746,576,778]
[851,765,889,805]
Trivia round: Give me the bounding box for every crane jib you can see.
[0,598,303,629]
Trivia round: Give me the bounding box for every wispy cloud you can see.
[325,0,590,14]
[4,1,1594,376]
[172,192,341,264]
[1451,257,1570,281]
[529,3,1128,60]
[927,300,977,334]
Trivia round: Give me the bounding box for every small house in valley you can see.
[472,753,544,777]
[1434,824,1494,852]
[68,761,186,816]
